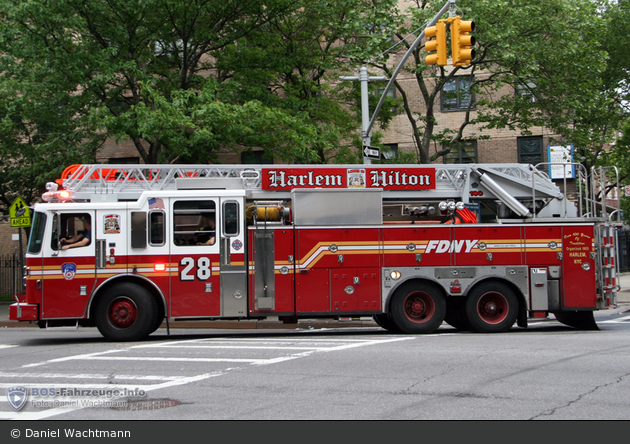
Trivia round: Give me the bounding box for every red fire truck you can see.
[10,163,621,341]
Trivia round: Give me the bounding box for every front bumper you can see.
[9,303,39,321]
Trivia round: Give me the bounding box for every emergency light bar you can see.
[42,182,73,202]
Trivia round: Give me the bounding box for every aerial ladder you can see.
[51,162,581,220]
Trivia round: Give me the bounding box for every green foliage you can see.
[363,0,627,167]
[0,67,101,212]
[0,0,402,209]
[1,0,628,212]
[609,120,630,225]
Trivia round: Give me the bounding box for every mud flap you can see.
[553,311,599,330]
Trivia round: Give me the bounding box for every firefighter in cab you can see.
[61,218,92,250]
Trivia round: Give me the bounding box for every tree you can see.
[0,0,308,165]
[361,0,618,165]
[0,0,399,211]
[215,0,401,163]
[0,68,101,213]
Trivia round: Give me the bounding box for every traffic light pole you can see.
[339,66,388,164]
[365,0,457,140]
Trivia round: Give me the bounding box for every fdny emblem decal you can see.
[232,239,243,251]
[103,214,121,234]
[62,263,77,280]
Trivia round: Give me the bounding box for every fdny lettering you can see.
[266,170,344,188]
[424,239,478,254]
[370,170,432,187]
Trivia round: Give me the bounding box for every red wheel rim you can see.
[403,291,435,324]
[476,292,508,324]
[108,297,137,329]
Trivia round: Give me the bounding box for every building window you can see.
[515,79,537,103]
[241,150,273,164]
[517,136,544,168]
[443,140,477,164]
[374,85,397,113]
[109,157,139,164]
[382,143,398,162]
[441,76,474,111]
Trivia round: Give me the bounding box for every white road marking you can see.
[0,372,187,381]
[3,335,415,420]
[599,315,630,324]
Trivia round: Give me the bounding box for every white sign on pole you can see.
[547,145,575,179]
[363,145,380,160]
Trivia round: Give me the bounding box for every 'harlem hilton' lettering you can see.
[266,170,344,188]
[265,169,433,189]
[369,170,432,187]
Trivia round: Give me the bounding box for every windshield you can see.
[27,211,47,254]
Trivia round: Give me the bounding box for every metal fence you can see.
[0,253,22,302]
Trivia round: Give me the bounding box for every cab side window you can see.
[52,213,92,250]
[173,201,216,247]
[149,211,165,246]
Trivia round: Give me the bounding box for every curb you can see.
[0,318,379,330]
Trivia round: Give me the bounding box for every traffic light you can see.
[425,20,447,66]
[451,16,476,66]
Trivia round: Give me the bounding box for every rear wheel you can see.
[465,282,519,333]
[94,283,158,342]
[390,281,446,334]
[444,297,470,331]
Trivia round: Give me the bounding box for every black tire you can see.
[373,313,401,332]
[553,311,599,330]
[149,302,166,335]
[444,297,471,331]
[464,281,519,333]
[389,281,446,334]
[94,283,159,342]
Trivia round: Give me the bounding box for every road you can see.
[2,309,630,421]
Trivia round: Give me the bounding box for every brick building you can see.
[0,219,27,257]
[373,65,560,168]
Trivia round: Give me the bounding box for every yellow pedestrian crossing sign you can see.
[9,197,31,228]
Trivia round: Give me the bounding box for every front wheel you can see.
[94,283,158,342]
[464,282,519,333]
[389,281,446,334]
[373,313,401,332]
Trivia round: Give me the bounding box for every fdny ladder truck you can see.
[10,163,621,341]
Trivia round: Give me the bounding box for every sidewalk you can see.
[2,273,630,330]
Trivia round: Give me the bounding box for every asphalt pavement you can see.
[2,273,630,330]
